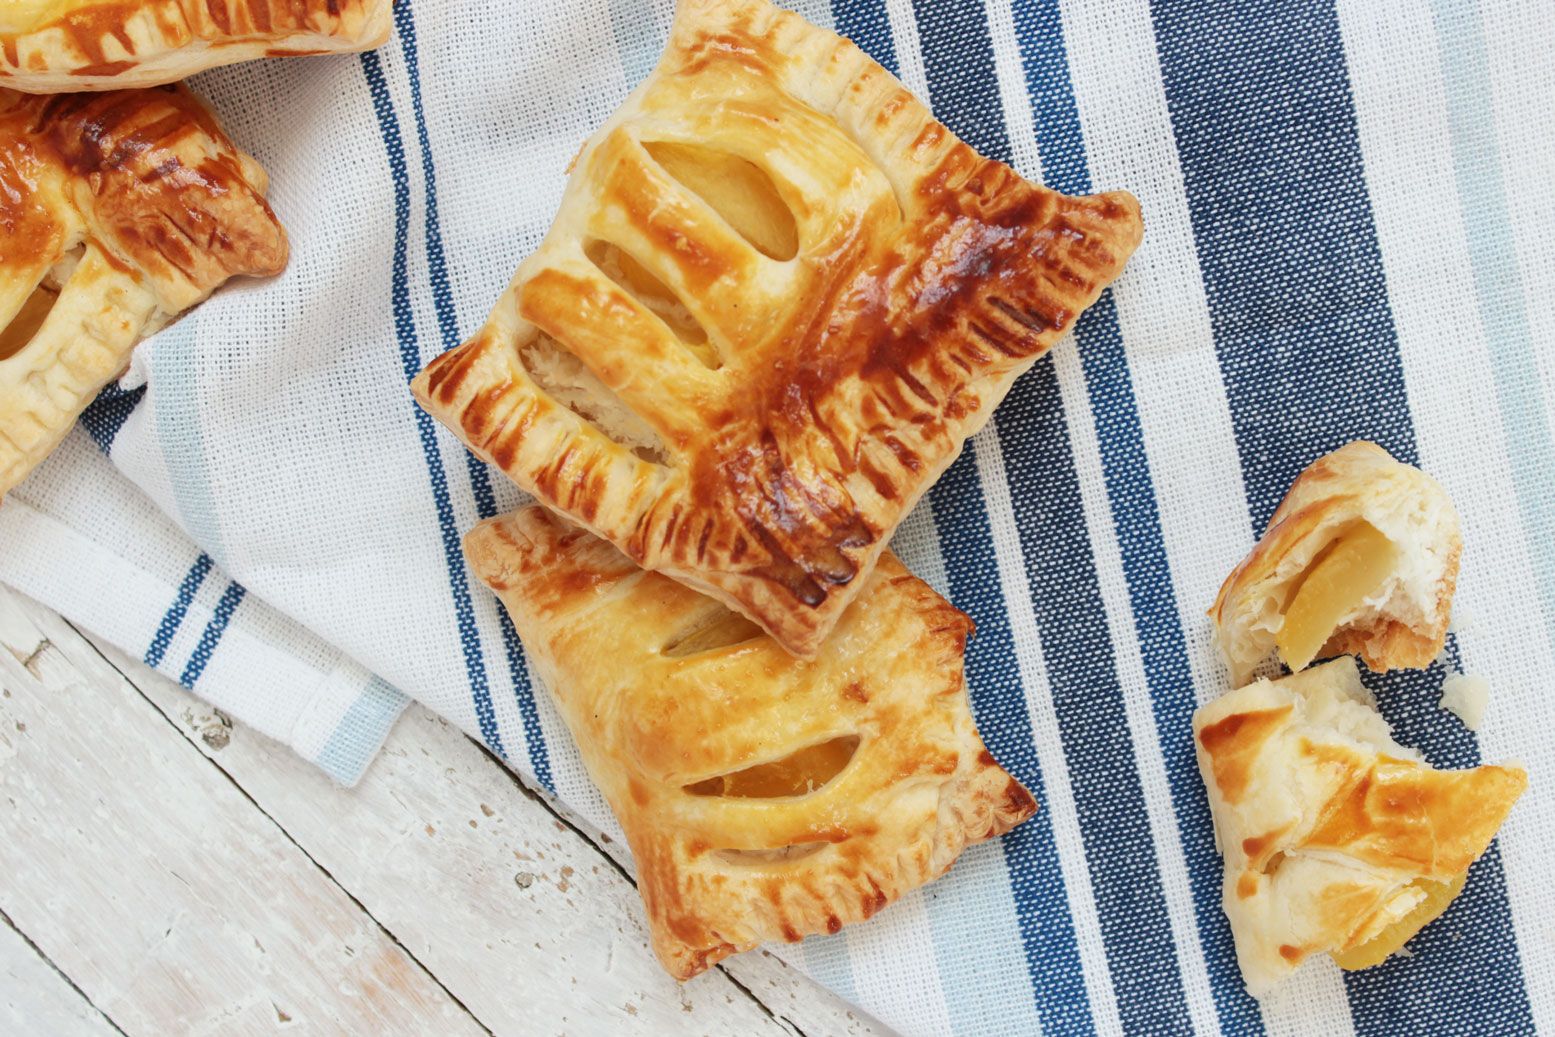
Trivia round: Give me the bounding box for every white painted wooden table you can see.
[0,583,893,1036]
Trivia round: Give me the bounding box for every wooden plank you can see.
[0,589,487,1036]
[0,913,120,1037]
[4,588,873,1037]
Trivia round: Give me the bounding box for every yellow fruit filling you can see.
[686,736,859,798]
[1276,522,1400,672]
[643,141,800,261]
[663,610,765,657]
[585,240,718,368]
[0,284,59,362]
[1332,871,1467,971]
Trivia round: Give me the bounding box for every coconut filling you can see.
[1331,870,1467,970]
[1275,522,1402,672]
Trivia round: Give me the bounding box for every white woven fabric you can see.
[1,0,1551,1033]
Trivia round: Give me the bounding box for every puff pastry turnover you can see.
[1194,658,1524,996]
[0,1,392,93]
[465,506,1037,979]
[1211,442,1462,685]
[417,0,1143,658]
[1,85,288,497]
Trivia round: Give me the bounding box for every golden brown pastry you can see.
[0,1,392,93]
[1,85,288,498]
[1194,658,1524,996]
[1210,441,1462,684]
[417,0,1143,658]
[465,506,1037,980]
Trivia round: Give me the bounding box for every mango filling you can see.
[0,284,59,361]
[1331,871,1467,971]
[1276,522,1400,672]
[686,735,859,798]
[643,141,800,261]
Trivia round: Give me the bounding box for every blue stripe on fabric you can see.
[834,10,1049,1031]
[911,2,1194,1031]
[930,456,1093,1037]
[360,49,507,760]
[1148,1,1534,1032]
[1008,0,1262,1030]
[799,931,860,1006]
[178,581,246,688]
[144,554,213,669]
[835,3,1089,1029]
[317,676,411,786]
[832,1,898,75]
[78,385,146,454]
[1428,0,1555,660]
[606,0,670,87]
[392,0,551,789]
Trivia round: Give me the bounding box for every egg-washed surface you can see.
[0,0,391,92]
[414,0,1143,658]
[1193,658,1525,997]
[1211,441,1462,684]
[465,506,1036,980]
[0,85,287,496]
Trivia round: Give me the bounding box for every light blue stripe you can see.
[606,0,670,86]
[151,319,229,567]
[316,676,411,786]
[1428,0,1555,659]
[919,843,1045,1037]
[799,930,859,1005]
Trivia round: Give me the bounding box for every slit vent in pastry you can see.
[0,85,288,498]
[1,1,393,93]
[416,0,1144,658]
[464,506,1037,980]
[1193,657,1525,996]
[1210,441,1461,684]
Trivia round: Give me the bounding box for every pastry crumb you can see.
[1440,673,1490,731]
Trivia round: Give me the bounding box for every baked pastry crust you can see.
[0,1,392,93]
[1210,441,1462,684]
[1,85,287,497]
[465,506,1037,980]
[417,0,1143,658]
[1194,658,1525,996]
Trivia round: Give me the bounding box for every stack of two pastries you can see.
[1,2,393,497]
[411,0,1144,978]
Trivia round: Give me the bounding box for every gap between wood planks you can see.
[0,904,126,1037]
[4,589,887,1037]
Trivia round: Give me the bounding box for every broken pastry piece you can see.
[1,1,392,93]
[1211,442,1461,684]
[1194,658,1525,996]
[1,86,288,498]
[465,507,1037,980]
[416,0,1143,658]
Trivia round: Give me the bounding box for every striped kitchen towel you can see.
[1,0,1550,1033]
